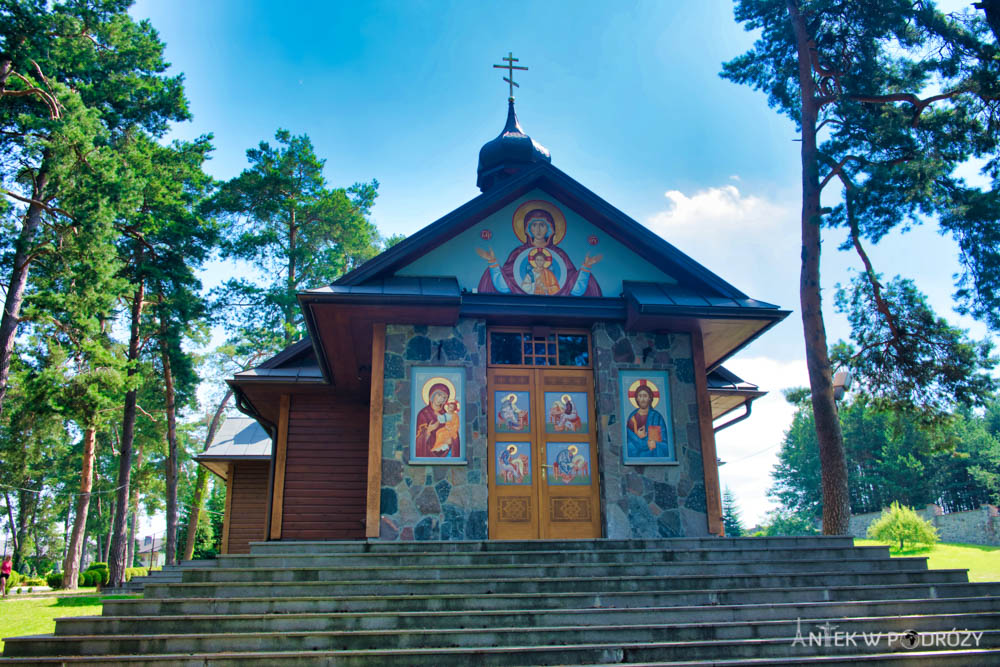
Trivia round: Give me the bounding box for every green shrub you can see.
[124,566,149,582]
[85,562,110,585]
[4,569,21,591]
[867,501,939,551]
[78,573,87,587]
[46,572,63,588]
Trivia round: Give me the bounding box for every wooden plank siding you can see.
[280,394,369,540]
[225,461,270,554]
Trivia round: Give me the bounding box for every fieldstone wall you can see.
[378,319,489,540]
[848,504,1000,546]
[592,323,709,538]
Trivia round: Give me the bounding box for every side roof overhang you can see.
[195,414,273,481]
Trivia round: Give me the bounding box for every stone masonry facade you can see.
[592,323,709,538]
[379,319,489,541]
[377,318,709,540]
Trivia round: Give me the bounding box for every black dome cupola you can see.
[478,53,550,192]
[477,100,551,192]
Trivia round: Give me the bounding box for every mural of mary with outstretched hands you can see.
[476,200,602,296]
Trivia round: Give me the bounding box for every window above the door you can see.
[488,328,590,368]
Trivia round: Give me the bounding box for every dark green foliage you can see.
[724,1,1000,408]
[834,275,996,421]
[722,487,745,537]
[760,508,821,536]
[45,572,62,588]
[772,393,1000,516]
[207,129,381,352]
[85,562,110,585]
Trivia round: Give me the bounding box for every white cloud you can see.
[714,356,810,528]
[648,184,785,239]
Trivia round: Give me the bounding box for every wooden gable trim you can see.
[221,463,233,554]
[366,323,386,538]
[269,394,290,540]
[691,328,724,536]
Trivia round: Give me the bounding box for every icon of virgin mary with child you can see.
[476,200,602,297]
[414,377,461,458]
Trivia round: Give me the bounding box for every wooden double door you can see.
[487,367,602,539]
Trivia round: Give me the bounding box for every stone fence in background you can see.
[848,503,1000,546]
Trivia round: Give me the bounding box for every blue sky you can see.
[131,0,991,526]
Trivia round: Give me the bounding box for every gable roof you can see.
[336,161,752,301]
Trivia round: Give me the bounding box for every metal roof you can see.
[197,415,272,460]
[302,276,460,300]
[624,281,781,314]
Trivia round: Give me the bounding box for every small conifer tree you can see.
[866,502,939,551]
[722,487,745,537]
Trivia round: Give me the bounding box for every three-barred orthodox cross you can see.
[493,51,528,101]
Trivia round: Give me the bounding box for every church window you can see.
[488,329,591,368]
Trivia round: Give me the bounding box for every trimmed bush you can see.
[46,572,63,588]
[4,569,21,591]
[867,501,939,550]
[124,566,149,582]
[85,562,110,585]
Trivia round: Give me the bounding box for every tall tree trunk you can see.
[125,439,145,570]
[102,496,112,564]
[788,0,850,535]
[285,210,297,345]
[183,389,233,561]
[159,324,179,566]
[108,254,144,587]
[62,506,71,563]
[0,157,50,419]
[62,427,97,590]
[3,489,17,557]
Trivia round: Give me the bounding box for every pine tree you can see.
[722,487,745,537]
[723,0,1000,533]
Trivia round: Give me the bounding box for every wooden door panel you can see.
[488,369,538,540]
[536,369,601,539]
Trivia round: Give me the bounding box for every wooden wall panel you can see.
[281,394,369,540]
[226,461,270,554]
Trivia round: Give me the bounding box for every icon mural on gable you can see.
[476,200,603,296]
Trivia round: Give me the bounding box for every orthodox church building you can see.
[199,95,788,554]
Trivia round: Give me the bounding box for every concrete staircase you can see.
[101,564,187,596]
[2,536,999,665]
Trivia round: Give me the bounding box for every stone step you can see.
[100,581,1000,617]
[5,617,999,658]
[213,545,892,569]
[54,597,1000,636]
[141,568,969,599]
[3,647,1000,666]
[177,556,929,584]
[247,536,859,554]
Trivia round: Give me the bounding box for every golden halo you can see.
[561,394,571,403]
[505,393,517,404]
[512,200,567,246]
[506,444,518,455]
[568,445,579,456]
[421,376,456,405]
[628,379,660,409]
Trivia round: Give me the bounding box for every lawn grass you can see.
[0,593,137,652]
[855,539,1000,582]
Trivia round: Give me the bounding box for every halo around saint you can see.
[421,376,456,405]
[512,200,567,246]
[628,379,660,409]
